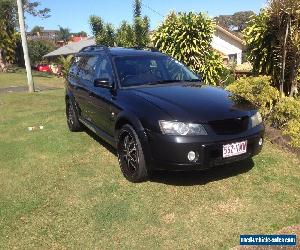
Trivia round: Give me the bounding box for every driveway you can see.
[0,85,62,94]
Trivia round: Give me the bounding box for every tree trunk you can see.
[17,0,35,93]
[281,17,289,96]
[0,48,7,72]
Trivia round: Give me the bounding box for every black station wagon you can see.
[65,46,264,182]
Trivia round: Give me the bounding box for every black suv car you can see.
[66,46,264,182]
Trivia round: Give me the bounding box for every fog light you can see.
[259,138,263,146]
[187,151,198,162]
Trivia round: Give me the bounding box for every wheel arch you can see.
[115,111,144,134]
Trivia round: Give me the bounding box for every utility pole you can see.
[17,0,35,93]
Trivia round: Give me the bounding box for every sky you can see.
[25,0,267,34]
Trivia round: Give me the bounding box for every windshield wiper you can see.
[147,79,200,85]
[146,80,181,85]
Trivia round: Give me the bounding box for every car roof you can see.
[77,46,165,57]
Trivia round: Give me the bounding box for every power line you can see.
[141,2,164,17]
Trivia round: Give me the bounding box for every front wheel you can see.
[117,124,149,183]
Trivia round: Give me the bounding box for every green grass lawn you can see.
[0,89,299,249]
[0,68,64,89]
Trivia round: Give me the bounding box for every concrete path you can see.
[0,85,62,94]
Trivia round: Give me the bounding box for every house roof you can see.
[43,37,96,58]
[215,25,245,45]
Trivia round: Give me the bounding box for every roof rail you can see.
[130,46,159,52]
[79,45,109,53]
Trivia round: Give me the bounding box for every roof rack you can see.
[129,46,159,52]
[79,45,109,53]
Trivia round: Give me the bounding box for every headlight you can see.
[159,121,207,135]
[250,112,262,128]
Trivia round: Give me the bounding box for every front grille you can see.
[208,116,249,135]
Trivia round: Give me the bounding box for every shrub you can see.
[28,40,56,65]
[58,55,73,79]
[226,76,280,118]
[283,119,300,147]
[152,11,225,85]
[270,97,300,128]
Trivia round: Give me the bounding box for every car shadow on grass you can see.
[150,159,254,186]
[84,128,117,155]
[84,129,254,186]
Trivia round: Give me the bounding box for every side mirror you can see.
[94,78,113,88]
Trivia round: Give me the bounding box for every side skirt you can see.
[79,118,116,148]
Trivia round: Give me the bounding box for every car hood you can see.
[129,83,256,122]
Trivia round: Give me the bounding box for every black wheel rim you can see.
[67,102,74,127]
[119,131,138,175]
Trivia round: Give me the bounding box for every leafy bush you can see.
[283,119,300,147]
[152,11,225,85]
[28,39,56,65]
[226,76,280,118]
[270,96,300,128]
[58,55,73,79]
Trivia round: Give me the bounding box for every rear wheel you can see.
[66,98,82,132]
[117,124,148,182]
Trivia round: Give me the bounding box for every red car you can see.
[36,64,51,73]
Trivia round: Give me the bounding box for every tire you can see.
[117,124,149,183]
[66,98,82,132]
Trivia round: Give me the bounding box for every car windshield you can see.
[114,55,201,87]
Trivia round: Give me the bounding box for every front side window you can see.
[114,55,200,87]
[96,54,114,84]
[82,56,99,81]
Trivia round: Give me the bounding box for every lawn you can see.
[0,68,64,89]
[0,88,299,249]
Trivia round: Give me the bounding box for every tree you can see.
[244,0,300,96]
[31,25,44,35]
[58,26,71,43]
[116,21,135,47]
[152,12,225,85]
[74,31,87,37]
[28,39,56,65]
[0,0,50,71]
[215,11,255,32]
[133,0,150,46]
[89,15,116,46]
[90,0,150,47]
[133,0,141,18]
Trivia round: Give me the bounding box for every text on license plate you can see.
[223,141,247,158]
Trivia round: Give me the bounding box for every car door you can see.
[77,55,100,122]
[69,55,94,120]
[88,52,116,135]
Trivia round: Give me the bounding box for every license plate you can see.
[223,141,247,158]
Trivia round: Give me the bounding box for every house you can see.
[44,26,246,65]
[70,36,87,43]
[212,25,245,65]
[27,29,60,41]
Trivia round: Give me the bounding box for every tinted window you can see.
[96,54,114,84]
[114,55,199,87]
[81,56,99,81]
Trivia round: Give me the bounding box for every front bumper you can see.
[143,125,264,171]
